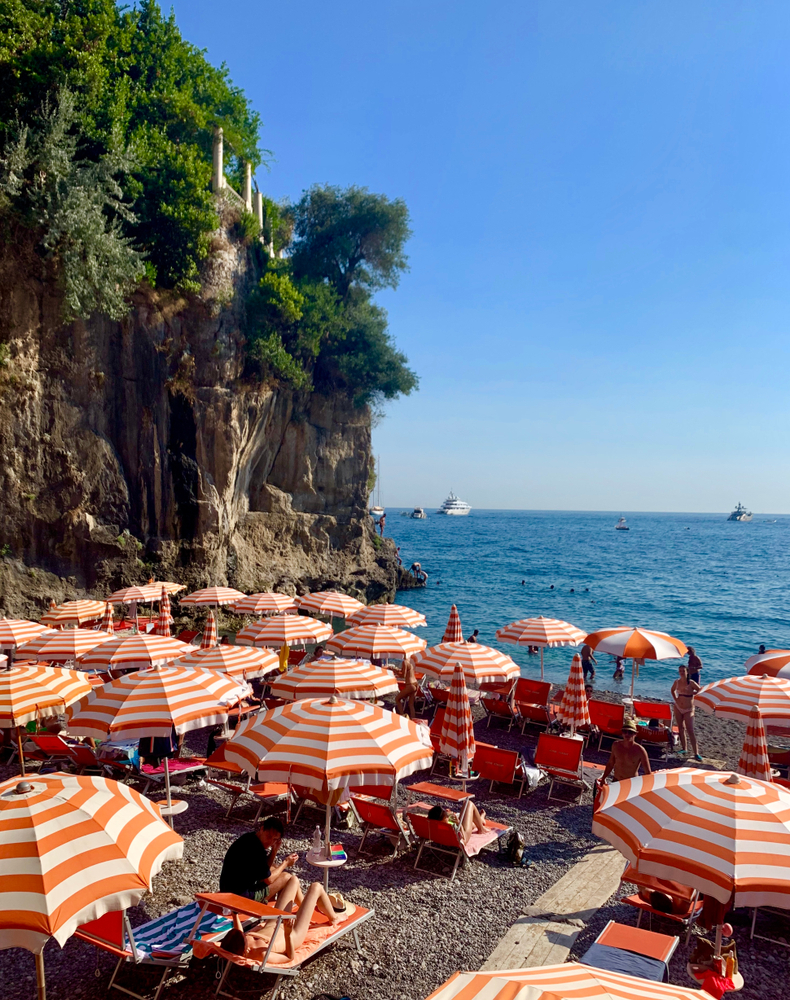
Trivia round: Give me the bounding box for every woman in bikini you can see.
[395,656,420,719]
[671,664,702,761]
[427,801,488,844]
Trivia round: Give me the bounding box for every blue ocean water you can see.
[386,510,790,698]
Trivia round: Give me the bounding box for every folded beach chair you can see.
[188,891,374,1000]
[588,700,625,750]
[620,862,701,944]
[513,678,552,732]
[473,741,532,797]
[580,919,679,983]
[350,793,411,855]
[407,810,511,880]
[534,733,588,801]
[75,901,233,1000]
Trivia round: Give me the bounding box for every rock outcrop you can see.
[0,208,397,618]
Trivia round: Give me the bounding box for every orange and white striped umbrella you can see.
[177,644,279,680]
[0,772,183,952]
[583,626,687,660]
[237,614,333,649]
[154,587,173,637]
[105,585,161,605]
[697,674,790,727]
[99,603,114,634]
[201,610,218,649]
[496,616,586,680]
[41,600,106,627]
[326,624,427,660]
[747,650,790,678]
[179,586,247,607]
[425,965,717,1000]
[557,653,591,734]
[0,665,94,727]
[76,634,192,671]
[439,663,476,769]
[230,592,296,616]
[147,580,185,595]
[412,642,520,687]
[442,605,463,643]
[16,628,114,663]
[269,659,399,701]
[738,705,772,782]
[66,666,238,739]
[593,766,790,905]
[296,590,365,619]
[0,620,52,651]
[348,603,427,629]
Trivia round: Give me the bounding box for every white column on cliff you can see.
[243,162,252,211]
[212,127,225,192]
[253,191,263,233]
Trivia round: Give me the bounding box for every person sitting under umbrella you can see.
[427,802,489,844]
[219,817,300,905]
[596,718,651,796]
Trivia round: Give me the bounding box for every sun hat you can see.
[622,717,638,732]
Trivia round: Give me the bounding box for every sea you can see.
[385,509,790,698]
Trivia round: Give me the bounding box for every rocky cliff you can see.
[0,205,398,618]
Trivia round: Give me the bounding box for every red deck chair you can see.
[620,862,702,944]
[581,919,679,982]
[473,742,529,797]
[428,706,448,774]
[26,734,74,770]
[513,678,551,732]
[534,732,588,801]
[407,811,510,881]
[588,700,625,750]
[350,794,411,855]
[633,700,676,755]
[174,629,199,644]
[480,691,517,731]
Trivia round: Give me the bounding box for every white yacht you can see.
[437,492,471,516]
[728,503,753,522]
[615,516,629,531]
[409,507,427,519]
[370,505,385,518]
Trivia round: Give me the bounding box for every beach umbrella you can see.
[177,644,279,680]
[16,628,114,663]
[0,619,52,653]
[99,603,114,634]
[76,634,192,672]
[697,674,790,727]
[425,965,718,1000]
[153,587,173,637]
[348,603,427,629]
[442,605,463,643]
[104,585,161,605]
[412,642,520,687]
[439,663,476,774]
[179,586,247,607]
[738,705,772,782]
[41,600,106,628]
[237,614,333,649]
[746,649,790,678]
[146,579,185,595]
[296,590,365,619]
[269,658,399,701]
[0,772,182,999]
[496,615,586,680]
[230,592,296,616]
[557,653,591,735]
[326,623,427,661]
[582,627,687,697]
[201,610,218,649]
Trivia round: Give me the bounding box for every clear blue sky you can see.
[169,0,790,513]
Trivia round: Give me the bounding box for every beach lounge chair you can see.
[188,891,373,1000]
[472,741,530,797]
[580,919,679,983]
[632,700,676,755]
[587,700,625,750]
[407,810,511,881]
[620,862,701,944]
[350,793,411,855]
[174,629,199,644]
[513,678,551,732]
[480,692,517,731]
[428,706,449,773]
[26,734,77,771]
[534,733,588,801]
[75,900,233,1000]
[139,756,207,795]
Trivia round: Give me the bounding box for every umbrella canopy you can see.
[179,586,246,607]
[442,605,463,643]
[583,627,687,696]
[201,610,218,649]
[425,965,717,1000]
[41,600,106,628]
[268,658,399,701]
[593,766,790,905]
[66,666,238,740]
[738,705,772,782]
[0,665,94,728]
[104,585,161,605]
[697,674,790,727]
[0,620,52,651]
[146,580,185,595]
[0,772,183,952]
[746,649,790,678]
[76,634,192,672]
[296,590,365,619]
[496,615,586,680]
[412,642,520,687]
[154,587,173,637]
[16,628,114,663]
[237,614,333,649]
[557,653,591,734]
[177,644,279,680]
[438,663,476,770]
[326,623,427,660]
[99,603,114,634]
[230,592,296,616]
[348,603,427,629]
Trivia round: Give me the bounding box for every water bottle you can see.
[312,825,322,856]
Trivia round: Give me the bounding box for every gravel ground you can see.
[1,689,787,1000]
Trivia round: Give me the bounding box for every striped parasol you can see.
[99,603,114,634]
[76,634,192,672]
[104,585,161,605]
[412,642,520,687]
[697,674,790,727]
[425,965,718,1000]
[0,620,52,652]
[583,626,687,696]
[16,628,114,663]
[179,586,247,607]
[442,605,463,643]
[439,663,476,772]
[146,580,185,595]
[177,644,279,680]
[326,624,427,660]
[496,615,586,679]
[237,614,333,649]
[154,587,173,637]
[296,590,365,619]
[557,653,592,734]
[738,705,772,782]
[348,603,427,629]
[0,665,93,729]
[269,658,399,701]
[592,766,790,906]
[230,592,296,616]
[746,650,790,678]
[41,600,106,628]
[201,610,218,649]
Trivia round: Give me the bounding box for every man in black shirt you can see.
[219,816,300,905]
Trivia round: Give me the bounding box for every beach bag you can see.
[503,829,528,865]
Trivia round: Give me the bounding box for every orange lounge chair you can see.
[473,741,530,797]
[513,678,552,732]
[534,733,588,801]
[620,862,701,944]
[407,810,510,880]
[632,700,676,755]
[588,700,625,750]
[350,793,411,855]
[480,694,517,731]
[174,629,199,644]
[26,734,77,770]
[428,706,449,774]
[580,919,679,983]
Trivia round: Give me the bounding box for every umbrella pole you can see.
[630,659,636,699]
[17,726,26,777]
[540,647,544,680]
[714,922,723,962]
[35,951,46,1000]
[323,802,331,892]
[164,756,172,809]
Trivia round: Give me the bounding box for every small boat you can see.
[728,503,753,522]
[437,492,471,516]
[370,506,385,518]
[409,507,427,519]
[615,517,629,531]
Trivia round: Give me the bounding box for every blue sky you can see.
[169,1,790,513]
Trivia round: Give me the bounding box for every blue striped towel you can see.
[131,903,232,961]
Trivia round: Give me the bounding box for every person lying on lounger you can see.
[427,802,488,844]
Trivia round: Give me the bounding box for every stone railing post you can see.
[253,191,263,232]
[243,162,252,211]
[212,127,224,192]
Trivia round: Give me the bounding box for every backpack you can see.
[503,829,529,866]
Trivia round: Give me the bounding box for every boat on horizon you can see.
[615,516,629,531]
[728,503,753,522]
[437,492,471,516]
[409,507,427,519]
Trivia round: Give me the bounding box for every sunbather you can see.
[427,802,488,844]
[395,656,419,718]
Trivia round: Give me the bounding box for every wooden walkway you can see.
[482,843,625,971]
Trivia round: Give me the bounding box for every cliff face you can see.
[0,214,397,618]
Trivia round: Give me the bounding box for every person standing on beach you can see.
[671,664,702,761]
[596,718,651,796]
[581,643,597,681]
[395,656,419,718]
[686,646,702,684]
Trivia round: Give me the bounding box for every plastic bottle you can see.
[312,825,322,856]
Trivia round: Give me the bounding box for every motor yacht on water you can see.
[728,503,753,522]
[437,492,471,516]
[409,507,427,519]
[615,516,629,530]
